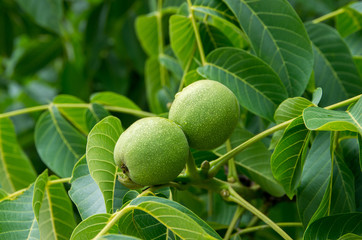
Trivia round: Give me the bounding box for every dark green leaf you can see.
[198,47,287,121]
[13,37,63,77]
[91,92,141,110]
[305,22,362,106]
[85,103,110,132]
[271,117,310,198]
[34,106,87,177]
[337,233,362,240]
[214,127,284,197]
[0,117,37,193]
[16,0,63,34]
[304,213,362,240]
[224,0,314,97]
[297,132,331,226]
[145,57,166,113]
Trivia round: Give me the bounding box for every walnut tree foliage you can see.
[0,0,361,239]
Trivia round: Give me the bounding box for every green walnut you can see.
[169,80,239,150]
[114,117,189,187]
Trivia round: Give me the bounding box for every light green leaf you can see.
[297,132,331,226]
[0,117,37,193]
[69,156,106,220]
[0,189,7,200]
[135,14,159,56]
[337,233,362,240]
[304,213,362,240]
[224,0,314,97]
[336,2,362,37]
[53,94,89,135]
[303,97,362,134]
[38,175,76,240]
[70,214,118,240]
[34,106,87,177]
[198,47,287,121]
[191,0,236,23]
[13,37,63,77]
[170,15,198,70]
[305,22,362,106]
[184,69,203,86]
[145,57,166,113]
[91,92,141,111]
[214,127,284,197]
[271,116,310,198]
[86,116,123,214]
[0,184,40,240]
[15,0,63,34]
[32,170,48,222]
[274,97,314,124]
[120,196,222,239]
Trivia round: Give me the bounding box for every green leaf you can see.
[91,92,141,111]
[305,22,362,106]
[203,14,248,49]
[337,233,362,240]
[159,54,183,81]
[70,214,119,240]
[199,22,234,55]
[86,116,123,214]
[0,117,37,193]
[214,127,284,197]
[198,47,287,121]
[359,135,362,171]
[271,116,310,198]
[37,175,76,240]
[304,213,362,240]
[0,189,7,200]
[145,57,166,113]
[85,103,110,132]
[13,37,63,77]
[98,234,142,240]
[297,132,331,226]
[135,14,159,56]
[224,0,314,97]
[190,0,236,23]
[274,97,314,124]
[336,2,362,37]
[303,97,362,134]
[0,184,40,239]
[184,69,203,86]
[0,9,13,56]
[69,156,107,220]
[15,0,63,34]
[34,106,87,177]
[32,170,48,222]
[345,30,362,56]
[120,196,222,239]
[170,15,198,70]
[53,95,89,135]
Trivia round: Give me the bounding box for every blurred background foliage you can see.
[0,0,358,173]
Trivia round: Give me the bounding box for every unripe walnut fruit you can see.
[169,80,239,150]
[114,117,189,187]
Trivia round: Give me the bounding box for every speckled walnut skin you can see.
[169,80,240,150]
[114,117,189,186]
